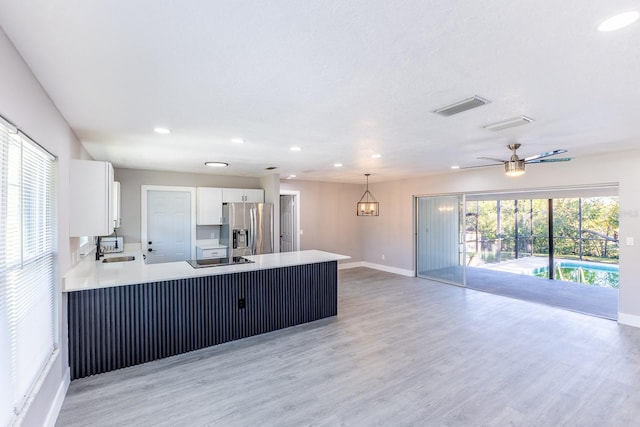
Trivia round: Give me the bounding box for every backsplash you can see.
[196,225,220,240]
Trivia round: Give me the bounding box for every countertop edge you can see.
[63,250,350,293]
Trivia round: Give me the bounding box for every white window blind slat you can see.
[0,117,56,425]
[0,117,12,427]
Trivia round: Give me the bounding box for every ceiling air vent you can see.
[484,115,535,131]
[433,95,491,117]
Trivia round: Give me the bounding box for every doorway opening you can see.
[279,191,300,252]
[465,197,619,285]
[416,186,619,319]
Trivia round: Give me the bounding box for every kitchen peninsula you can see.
[64,249,349,379]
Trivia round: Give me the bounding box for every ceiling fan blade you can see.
[525,157,572,164]
[459,163,502,170]
[523,149,567,162]
[477,157,506,163]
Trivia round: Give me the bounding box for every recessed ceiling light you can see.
[451,165,460,169]
[231,138,245,144]
[154,127,171,134]
[204,162,229,168]
[598,11,640,32]
[290,146,302,152]
[287,174,297,179]
[334,163,343,167]
[371,153,381,159]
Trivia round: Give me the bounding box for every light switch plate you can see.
[627,237,634,246]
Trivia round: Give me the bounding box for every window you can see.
[0,116,56,425]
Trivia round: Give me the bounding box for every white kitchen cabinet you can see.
[113,181,121,229]
[222,188,264,203]
[221,188,245,203]
[197,187,223,225]
[244,188,264,202]
[195,239,227,260]
[196,247,227,259]
[69,160,114,236]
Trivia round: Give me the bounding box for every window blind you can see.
[0,116,56,425]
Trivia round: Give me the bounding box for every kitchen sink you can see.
[102,256,136,263]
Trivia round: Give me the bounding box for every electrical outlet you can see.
[238,298,246,309]
[381,254,385,260]
[210,232,215,238]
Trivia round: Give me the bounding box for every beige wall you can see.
[114,168,264,244]
[280,180,364,262]
[0,27,89,426]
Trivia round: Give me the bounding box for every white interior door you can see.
[280,194,296,252]
[145,189,193,264]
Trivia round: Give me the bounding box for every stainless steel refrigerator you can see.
[221,202,274,257]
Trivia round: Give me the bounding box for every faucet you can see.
[95,236,103,261]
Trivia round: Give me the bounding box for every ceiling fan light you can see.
[505,160,525,177]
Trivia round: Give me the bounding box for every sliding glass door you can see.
[416,195,465,285]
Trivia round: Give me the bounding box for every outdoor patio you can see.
[466,257,618,320]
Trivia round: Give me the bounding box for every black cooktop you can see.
[187,256,254,269]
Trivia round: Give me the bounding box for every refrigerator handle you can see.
[250,207,256,255]
[269,206,274,253]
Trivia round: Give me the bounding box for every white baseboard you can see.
[339,261,414,277]
[43,367,70,427]
[618,312,640,328]
[338,261,365,270]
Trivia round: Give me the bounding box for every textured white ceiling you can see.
[0,0,639,183]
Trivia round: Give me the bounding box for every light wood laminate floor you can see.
[57,268,640,426]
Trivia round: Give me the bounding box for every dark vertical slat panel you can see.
[68,261,338,379]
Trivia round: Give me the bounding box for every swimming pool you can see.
[532,261,619,288]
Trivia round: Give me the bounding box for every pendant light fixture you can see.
[504,160,526,177]
[357,173,379,216]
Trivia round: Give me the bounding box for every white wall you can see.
[362,151,640,324]
[0,27,89,426]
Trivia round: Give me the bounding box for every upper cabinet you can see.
[69,160,114,237]
[244,188,265,203]
[222,188,264,203]
[221,188,245,203]
[197,187,223,225]
[197,187,265,225]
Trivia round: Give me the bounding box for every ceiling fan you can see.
[464,143,572,176]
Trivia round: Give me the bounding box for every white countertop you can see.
[63,249,350,292]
